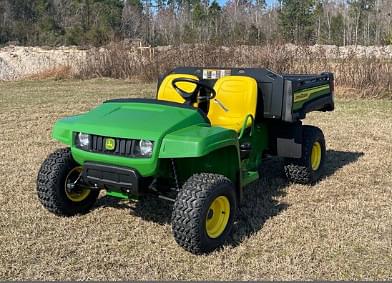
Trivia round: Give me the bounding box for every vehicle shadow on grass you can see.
[228,149,364,246]
[94,191,174,225]
[94,149,364,244]
[229,158,289,246]
[323,149,364,178]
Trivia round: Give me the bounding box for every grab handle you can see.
[238,114,254,139]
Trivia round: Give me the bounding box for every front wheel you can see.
[171,173,237,254]
[37,148,99,216]
[284,125,326,184]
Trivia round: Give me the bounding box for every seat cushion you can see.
[208,76,257,132]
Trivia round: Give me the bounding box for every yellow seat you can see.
[157,74,199,104]
[208,76,258,132]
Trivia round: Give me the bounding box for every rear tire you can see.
[37,148,99,216]
[172,173,237,254]
[284,126,326,184]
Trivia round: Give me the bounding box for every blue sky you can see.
[265,0,277,6]
[217,0,277,7]
[266,0,277,6]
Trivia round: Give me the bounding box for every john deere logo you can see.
[105,138,115,150]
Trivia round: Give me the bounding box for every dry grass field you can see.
[0,79,391,280]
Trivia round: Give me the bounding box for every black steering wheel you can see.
[172,78,216,105]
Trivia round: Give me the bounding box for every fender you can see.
[52,115,80,145]
[159,124,239,158]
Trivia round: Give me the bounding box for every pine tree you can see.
[278,0,317,44]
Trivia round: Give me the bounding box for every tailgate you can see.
[282,73,334,122]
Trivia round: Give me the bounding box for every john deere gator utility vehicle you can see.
[37,67,334,254]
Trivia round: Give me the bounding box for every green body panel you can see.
[159,125,238,158]
[167,123,269,191]
[52,102,209,176]
[52,115,81,145]
[53,102,208,142]
[51,101,244,180]
[242,171,259,187]
[292,85,330,111]
[106,190,138,200]
[237,123,269,188]
[239,123,269,172]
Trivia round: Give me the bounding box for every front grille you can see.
[89,135,139,157]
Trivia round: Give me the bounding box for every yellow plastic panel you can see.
[157,74,199,104]
[208,76,257,132]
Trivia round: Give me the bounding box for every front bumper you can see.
[82,162,140,195]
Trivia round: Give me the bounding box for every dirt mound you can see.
[285,44,392,59]
[0,46,87,80]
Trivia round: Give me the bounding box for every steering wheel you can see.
[172,78,216,105]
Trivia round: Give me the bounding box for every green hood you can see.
[52,100,209,144]
[51,99,239,177]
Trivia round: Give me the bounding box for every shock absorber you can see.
[171,158,180,191]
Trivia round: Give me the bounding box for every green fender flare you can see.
[159,124,239,158]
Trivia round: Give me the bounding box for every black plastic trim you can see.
[293,94,334,120]
[267,120,303,156]
[82,162,140,193]
[74,133,153,159]
[284,73,332,92]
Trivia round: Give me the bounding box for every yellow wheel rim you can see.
[64,167,91,202]
[311,141,322,171]
[205,196,230,239]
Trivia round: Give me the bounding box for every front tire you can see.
[284,126,326,184]
[172,173,237,254]
[37,148,99,216]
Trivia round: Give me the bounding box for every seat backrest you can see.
[208,76,258,132]
[157,74,199,104]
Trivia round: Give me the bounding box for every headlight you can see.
[75,132,90,149]
[139,139,153,157]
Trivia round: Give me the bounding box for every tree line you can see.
[0,0,391,47]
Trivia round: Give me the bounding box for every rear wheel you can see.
[37,148,99,216]
[284,126,326,184]
[172,173,237,254]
